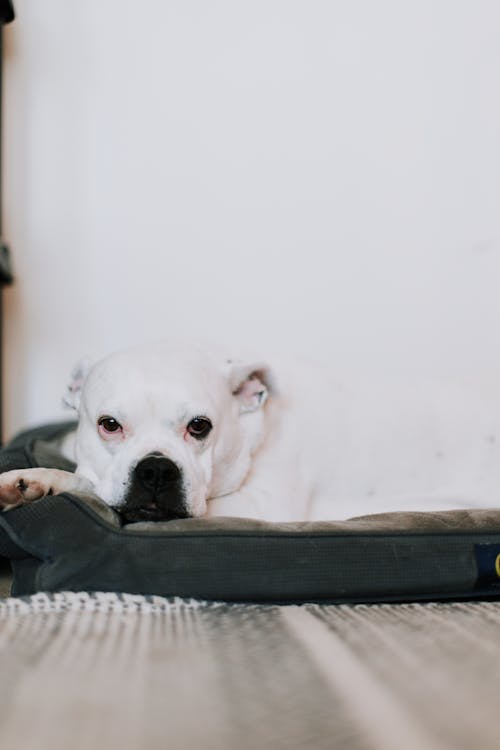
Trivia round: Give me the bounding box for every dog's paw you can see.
[0,469,54,510]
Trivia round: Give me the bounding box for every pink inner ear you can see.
[235,374,266,408]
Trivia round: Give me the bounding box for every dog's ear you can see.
[62,357,93,411]
[226,361,276,414]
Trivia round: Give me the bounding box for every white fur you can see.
[3,341,500,521]
[73,342,269,516]
[209,368,500,520]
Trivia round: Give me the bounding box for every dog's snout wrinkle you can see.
[135,454,181,492]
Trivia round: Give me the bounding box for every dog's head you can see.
[65,343,275,522]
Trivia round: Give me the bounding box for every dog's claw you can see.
[16,478,27,493]
[0,471,50,510]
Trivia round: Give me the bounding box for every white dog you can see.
[1,341,500,522]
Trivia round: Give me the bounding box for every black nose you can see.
[134,453,181,492]
[123,453,187,523]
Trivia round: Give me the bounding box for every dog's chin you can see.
[120,507,192,524]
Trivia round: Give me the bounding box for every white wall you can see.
[3,0,500,438]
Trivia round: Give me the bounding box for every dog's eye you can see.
[98,416,123,434]
[187,417,213,440]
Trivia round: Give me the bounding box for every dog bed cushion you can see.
[1,421,500,603]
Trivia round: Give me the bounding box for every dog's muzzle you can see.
[121,452,189,523]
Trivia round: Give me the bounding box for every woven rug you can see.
[0,593,500,749]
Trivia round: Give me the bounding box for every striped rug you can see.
[0,592,499,749]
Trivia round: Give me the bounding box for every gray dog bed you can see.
[1,422,500,602]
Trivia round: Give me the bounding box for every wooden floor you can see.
[0,592,498,749]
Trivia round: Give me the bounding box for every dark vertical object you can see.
[0,1,14,446]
